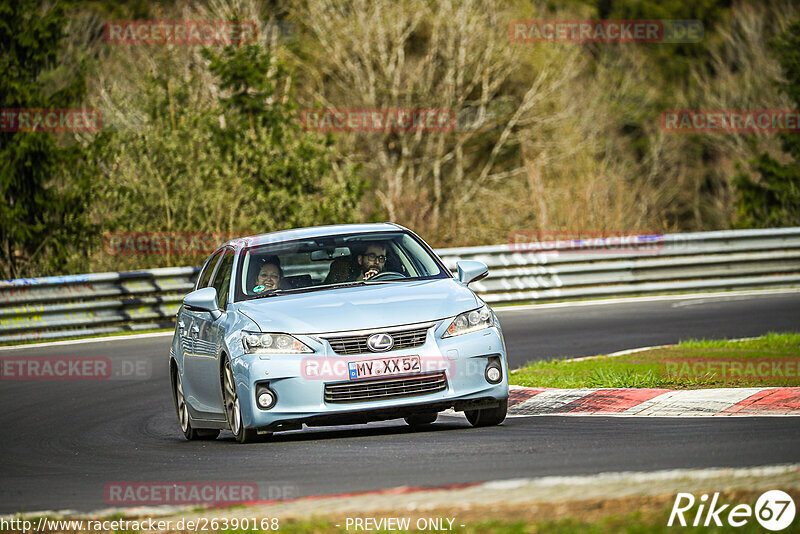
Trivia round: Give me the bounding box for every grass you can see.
[12,488,795,534]
[509,332,800,389]
[210,497,789,534]
[213,488,800,533]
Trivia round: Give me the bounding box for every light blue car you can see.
[170,223,509,443]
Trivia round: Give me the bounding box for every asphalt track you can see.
[1,291,799,514]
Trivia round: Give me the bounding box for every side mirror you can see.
[183,287,222,320]
[456,260,489,285]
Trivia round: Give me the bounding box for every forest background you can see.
[2,0,799,278]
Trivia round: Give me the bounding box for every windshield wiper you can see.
[312,281,372,290]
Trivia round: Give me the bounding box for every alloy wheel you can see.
[175,373,189,432]
[223,360,241,436]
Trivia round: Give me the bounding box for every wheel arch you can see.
[169,357,179,400]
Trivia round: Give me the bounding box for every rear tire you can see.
[465,399,507,427]
[404,412,438,427]
[174,371,220,440]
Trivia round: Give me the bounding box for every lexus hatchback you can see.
[170,223,509,443]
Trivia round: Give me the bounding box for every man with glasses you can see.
[323,241,389,284]
[357,242,387,280]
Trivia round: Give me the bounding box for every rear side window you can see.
[196,250,223,290]
[210,248,235,310]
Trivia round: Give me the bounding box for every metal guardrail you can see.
[2,228,799,343]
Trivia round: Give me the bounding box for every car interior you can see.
[237,233,439,299]
[244,243,404,293]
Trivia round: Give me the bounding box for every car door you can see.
[180,249,225,417]
[179,250,222,360]
[185,247,235,418]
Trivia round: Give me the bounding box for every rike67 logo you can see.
[669,490,796,531]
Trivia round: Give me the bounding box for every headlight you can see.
[242,332,313,354]
[442,304,494,337]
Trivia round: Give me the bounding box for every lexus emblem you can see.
[367,333,394,352]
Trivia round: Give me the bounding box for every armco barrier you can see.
[1,228,799,343]
[0,268,197,343]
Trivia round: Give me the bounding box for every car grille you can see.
[325,326,429,355]
[324,372,447,404]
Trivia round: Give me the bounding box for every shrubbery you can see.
[2,0,798,277]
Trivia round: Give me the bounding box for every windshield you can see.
[234,231,449,302]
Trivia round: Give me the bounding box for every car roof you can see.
[223,223,406,250]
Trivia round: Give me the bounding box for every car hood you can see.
[235,278,479,334]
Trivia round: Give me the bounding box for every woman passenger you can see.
[255,256,282,292]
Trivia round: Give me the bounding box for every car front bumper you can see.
[232,325,509,431]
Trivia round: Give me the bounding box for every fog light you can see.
[485,361,502,384]
[487,367,501,382]
[256,385,277,410]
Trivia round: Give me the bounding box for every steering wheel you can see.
[368,271,407,281]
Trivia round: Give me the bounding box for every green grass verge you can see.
[15,489,788,534]
[509,332,800,389]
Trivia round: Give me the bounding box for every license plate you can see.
[348,355,421,380]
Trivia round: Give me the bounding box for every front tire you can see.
[174,371,220,440]
[465,399,508,427]
[223,358,259,444]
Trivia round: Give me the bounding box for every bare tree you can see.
[290,0,583,242]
